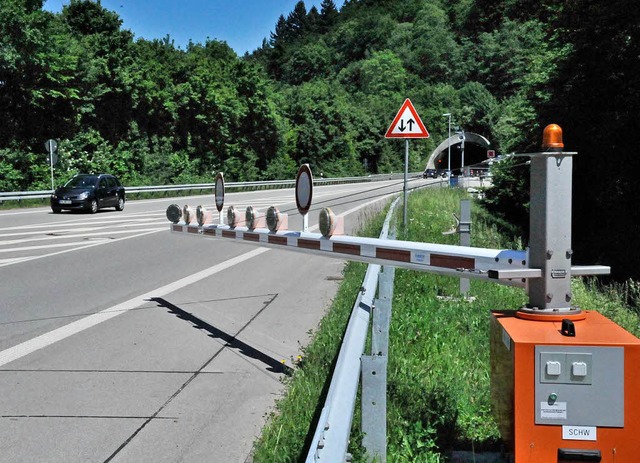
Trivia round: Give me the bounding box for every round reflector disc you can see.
[295,164,313,215]
[215,172,225,212]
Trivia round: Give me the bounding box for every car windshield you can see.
[65,175,97,188]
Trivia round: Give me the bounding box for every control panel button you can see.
[546,361,562,376]
[572,361,588,377]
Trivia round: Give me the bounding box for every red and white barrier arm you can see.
[170,222,536,287]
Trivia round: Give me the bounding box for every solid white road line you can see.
[0,247,270,367]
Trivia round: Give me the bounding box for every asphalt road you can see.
[0,177,428,463]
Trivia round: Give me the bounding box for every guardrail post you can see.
[361,356,387,462]
[361,265,395,462]
[459,199,471,296]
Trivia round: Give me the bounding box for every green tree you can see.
[332,14,396,64]
[280,79,362,176]
[129,37,183,139]
[60,0,135,144]
[0,1,73,148]
[389,3,466,83]
[281,40,333,84]
[359,50,407,97]
[318,0,339,33]
[233,60,280,173]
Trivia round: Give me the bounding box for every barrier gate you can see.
[166,125,639,463]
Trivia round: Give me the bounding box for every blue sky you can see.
[43,0,345,55]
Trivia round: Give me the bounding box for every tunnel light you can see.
[166,204,182,224]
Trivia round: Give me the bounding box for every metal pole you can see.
[48,140,55,191]
[403,139,409,232]
[442,113,451,181]
[362,265,395,462]
[459,199,471,296]
[50,152,54,191]
[461,131,465,178]
[527,151,574,312]
[448,117,451,179]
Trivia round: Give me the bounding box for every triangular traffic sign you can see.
[385,99,430,139]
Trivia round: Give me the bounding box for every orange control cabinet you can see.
[490,311,640,463]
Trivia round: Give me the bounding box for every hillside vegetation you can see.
[1,0,638,279]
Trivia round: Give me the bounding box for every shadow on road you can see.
[150,297,293,376]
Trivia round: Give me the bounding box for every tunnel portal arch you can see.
[425,132,491,173]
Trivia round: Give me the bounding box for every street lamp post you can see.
[442,113,451,180]
[455,128,466,178]
[460,130,465,177]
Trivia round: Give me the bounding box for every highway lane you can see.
[0,177,428,462]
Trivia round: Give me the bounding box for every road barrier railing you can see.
[0,173,417,203]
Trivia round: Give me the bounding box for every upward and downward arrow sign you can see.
[398,119,415,132]
[384,99,430,139]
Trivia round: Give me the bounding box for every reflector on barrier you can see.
[266,206,288,232]
[227,205,246,228]
[245,206,266,230]
[227,205,237,228]
[319,208,344,237]
[166,204,182,224]
[183,205,195,225]
[197,205,212,226]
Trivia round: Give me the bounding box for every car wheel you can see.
[115,197,125,211]
[89,199,99,214]
[51,206,61,214]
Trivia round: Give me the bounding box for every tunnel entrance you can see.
[425,132,491,175]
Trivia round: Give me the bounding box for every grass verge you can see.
[252,187,640,462]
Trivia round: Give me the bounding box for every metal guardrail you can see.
[0,173,416,203]
[306,197,400,463]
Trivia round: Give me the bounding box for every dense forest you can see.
[1,0,638,281]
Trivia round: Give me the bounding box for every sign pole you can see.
[403,139,409,232]
[49,147,54,191]
[45,139,58,191]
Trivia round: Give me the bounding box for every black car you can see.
[423,168,438,179]
[51,173,125,213]
[423,168,448,179]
